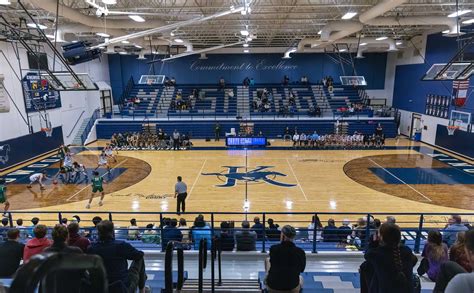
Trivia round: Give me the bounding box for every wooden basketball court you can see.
[2,137,473,227]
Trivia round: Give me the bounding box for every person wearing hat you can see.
[265,225,306,292]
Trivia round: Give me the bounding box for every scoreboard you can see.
[226,137,267,147]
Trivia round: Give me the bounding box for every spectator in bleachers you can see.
[444,230,474,292]
[386,216,396,224]
[443,215,468,247]
[214,123,221,141]
[88,220,148,293]
[338,219,352,242]
[308,215,323,241]
[172,129,181,150]
[265,225,305,293]
[23,224,52,262]
[0,217,8,240]
[283,127,291,141]
[142,224,160,244]
[418,230,448,281]
[250,78,255,86]
[61,217,68,227]
[292,132,300,148]
[266,218,281,241]
[16,218,28,240]
[67,223,90,253]
[191,216,211,250]
[352,217,368,248]
[219,77,225,90]
[299,132,308,147]
[162,218,183,247]
[361,223,417,293]
[449,232,471,272]
[219,221,235,251]
[300,75,308,85]
[128,218,140,240]
[28,217,40,236]
[178,218,189,242]
[45,224,82,254]
[252,217,264,239]
[170,77,176,86]
[88,216,102,242]
[164,77,171,87]
[283,75,290,86]
[243,77,250,87]
[322,219,340,242]
[0,229,24,278]
[235,221,257,251]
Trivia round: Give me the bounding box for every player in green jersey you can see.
[0,178,9,216]
[86,171,106,209]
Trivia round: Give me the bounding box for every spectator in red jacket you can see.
[67,222,90,252]
[23,224,52,262]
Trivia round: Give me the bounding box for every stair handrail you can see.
[79,108,100,145]
[198,238,208,293]
[66,110,86,138]
[119,76,135,111]
[164,241,185,293]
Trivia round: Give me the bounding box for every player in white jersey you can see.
[73,161,89,182]
[95,151,111,173]
[104,144,117,163]
[27,170,48,190]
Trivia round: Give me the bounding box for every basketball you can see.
[53,180,58,185]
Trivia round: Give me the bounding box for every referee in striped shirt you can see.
[174,176,188,215]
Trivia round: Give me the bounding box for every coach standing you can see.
[174,176,188,215]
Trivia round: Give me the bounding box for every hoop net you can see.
[447,125,459,136]
[41,127,53,137]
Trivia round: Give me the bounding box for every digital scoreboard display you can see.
[226,137,267,147]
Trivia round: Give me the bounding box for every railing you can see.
[198,238,208,293]
[79,108,100,145]
[119,76,135,109]
[66,110,85,138]
[164,241,184,293]
[4,211,472,254]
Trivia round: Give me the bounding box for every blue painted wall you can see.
[108,53,387,101]
[393,33,474,114]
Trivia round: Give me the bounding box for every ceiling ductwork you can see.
[298,0,408,52]
[27,0,166,29]
[364,17,460,35]
[334,37,398,51]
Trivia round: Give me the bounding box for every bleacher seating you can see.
[121,84,161,117]
[96,119,398,139]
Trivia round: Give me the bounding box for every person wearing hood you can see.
[23,224,52,262]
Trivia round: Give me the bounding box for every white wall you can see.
[0,42,110,144]
[398,109,450,145]
[365,51,397,106]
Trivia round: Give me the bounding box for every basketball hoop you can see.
[446,125,459,136]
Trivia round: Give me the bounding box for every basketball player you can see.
[57,144,69,166]
[27,170,48,190]
[104,144,117,163]
[86,171,105,209]
[73,161,89,182]
[95,151,111,173]
[63,152,74,183]
[0,178,10,216]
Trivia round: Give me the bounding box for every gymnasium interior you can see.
[0,0,474,292]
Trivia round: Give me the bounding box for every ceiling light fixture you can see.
[442,29,450,34]
[448,9,471,18]
[339,48,347,52]
[119,51,128,55]
[289,48,297,53]
[45,34,55,39]
[134,44,142,49]
[27,23,47,30]
[462,18,474,24]
[0,0,11,5]
[341,12,357,20]
[245,37,253,42]
[121,40,130,44]
[396,41,403,45]
[128,15,145,22]
[360,42,368,46]
[96,32,110,38]
[376,36,388,41]
[243,43,249,47]
[240,30,249,36]
[174,38,184,43]
[243,49,249,53]
[170,31,175,36]
[317,30,322,35]
[101,0,117,5]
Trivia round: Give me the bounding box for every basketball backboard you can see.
[40,72,98,91]
[138,75,165,85]
[422,63,473,81]
[450,110,471,131]
[340,76,367,86]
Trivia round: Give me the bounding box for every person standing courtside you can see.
[215,123,221,141]
[172,129,180,150]
[174,176,188,215]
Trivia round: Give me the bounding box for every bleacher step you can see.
[180,278,260,292]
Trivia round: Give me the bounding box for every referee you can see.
[174,176,188,215]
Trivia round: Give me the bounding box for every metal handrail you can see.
[79,108,100,145]
[198,238,208,293]
[164,241,184,293]
[66,110,86,138]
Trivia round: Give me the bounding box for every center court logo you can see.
[202,166,296,188]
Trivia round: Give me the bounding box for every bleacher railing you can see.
[118,76,135,110]
[79,108,100,145]
[4,211,472,254]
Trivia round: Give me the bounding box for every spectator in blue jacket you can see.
[252,217,264,239]
[162,218,183,246]
[88,220,148,293]
[191,218,211,250]
[443,215,468,247]
[322,219,340,242]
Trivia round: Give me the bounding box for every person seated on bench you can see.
[265,225,305,293]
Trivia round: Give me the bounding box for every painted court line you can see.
[187,159,207,200]
[368,158,432,202]
[66,159,129,202]
[286,158,308,201]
